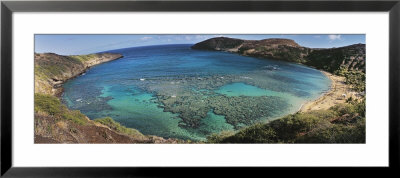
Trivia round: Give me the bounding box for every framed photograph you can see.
[1,0,399,176]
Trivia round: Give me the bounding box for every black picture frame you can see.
[1,0,399,177]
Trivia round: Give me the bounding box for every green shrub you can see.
[206,130,236,143]
[335,67,365,92]
[34,93,62,115]
[268,112,331,142]
[331,99,365,117]
[354,98,366,117]
[297,118,365,143]
[215,123,277,143]
[331,103,356,116]
[62,110,88,125]
[94,117,144,138]
[34,93,88,125]
[232,124,277,143]
[69,54,97,63]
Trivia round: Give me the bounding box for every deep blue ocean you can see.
[62,44,331,141]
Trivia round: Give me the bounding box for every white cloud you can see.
[328,35,341,41]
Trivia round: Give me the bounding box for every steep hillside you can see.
[191,37,366,73]
[305,44,366,73]
[34,53,123,96]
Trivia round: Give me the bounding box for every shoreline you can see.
[208,48,352,115]
[35,53,124,97]
[299,70,356,112]
[56,55,124,97]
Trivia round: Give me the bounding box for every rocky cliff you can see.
[192,37,365,73]
[34,53,123,96]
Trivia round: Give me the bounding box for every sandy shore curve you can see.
[299,71,359,112]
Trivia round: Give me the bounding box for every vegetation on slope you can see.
[94,117,146,139]
[69,54,99,63]
[305,44,366,73]
[207,99,365,143]
[335,67,366,92]
[35,93,89,125]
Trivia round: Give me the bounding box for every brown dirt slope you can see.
[34,112,179,144]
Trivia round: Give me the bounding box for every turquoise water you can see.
[62,44,331,141]
[215,82,305,115]
[216,82,287,97]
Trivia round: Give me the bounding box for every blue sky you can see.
[35,34,365,55]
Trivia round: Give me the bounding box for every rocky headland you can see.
[192,37,366,73]
[35,53,123,96]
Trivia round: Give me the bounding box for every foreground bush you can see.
[94,117,145,138]
[34,93,88,125]
[207,100,366,143]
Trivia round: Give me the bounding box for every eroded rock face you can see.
[34,53,123,95]
[192,37,366,73]
[34,112,140,143]
[34,112,181,144]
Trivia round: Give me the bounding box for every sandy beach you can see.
[299,71,359,112]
